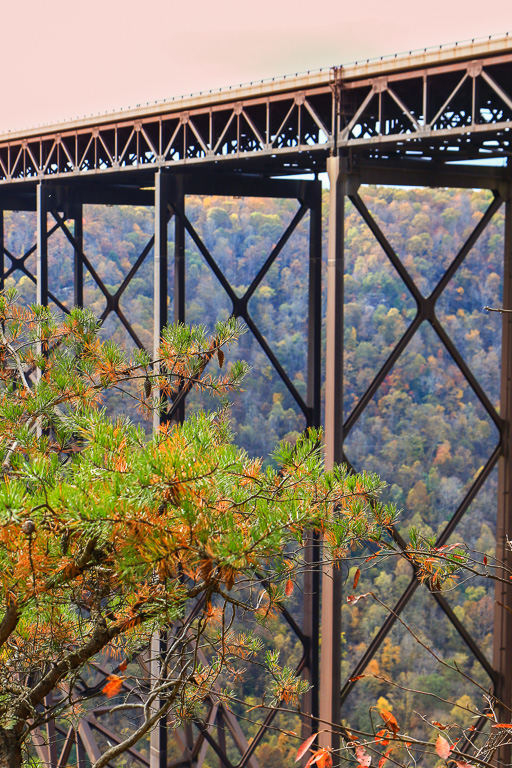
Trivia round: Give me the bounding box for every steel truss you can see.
[0,172,322,768]
[0,38,511,184]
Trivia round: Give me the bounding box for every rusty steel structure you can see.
[1,32,512,768]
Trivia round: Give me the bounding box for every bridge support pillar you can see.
[173,175,186,424]
[494,182,512,756]
[320,155,345,761]
[0,209,4,293]
[302,179,323,737]
[36,183,49,308]
[73,205,83,308]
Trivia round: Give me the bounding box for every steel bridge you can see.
[2,32,512,768]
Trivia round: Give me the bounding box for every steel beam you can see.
[173,175,186,424]
[36,183,49,308]
[0,208,4,293]
[494,182,512,758]
[73,205,83,308]
[149,632,168,768]
[351,160,510,192]
[320,156,345,760]
[302,180,323,735]
[153,169,171,431]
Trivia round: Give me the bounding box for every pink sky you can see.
[1,0,510,133]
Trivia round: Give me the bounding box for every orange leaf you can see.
[295,732,319,762]
[307,749,333,768]
[353,568,361,590]
[118,659,128,672]
[380,710,399,737]
[432,721,448,730]
[436,735,452,760]
[285,579,294,597]
[102,674,124,698]
[492,723,512,728]
[376,730,390,746]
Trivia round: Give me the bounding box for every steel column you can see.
[36,183,48,307]
[73,205,83,308]
[153,169,171,431]
[173,176,186,424]
[149,632,168,768]
[494,182,512,755]
[150,170,172,767]
[302,181,323,735]
[0,209,4,293]
[320,156,344,759]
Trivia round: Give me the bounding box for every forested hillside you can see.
[3,185,504,764]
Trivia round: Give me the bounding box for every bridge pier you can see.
[494,185,512,760]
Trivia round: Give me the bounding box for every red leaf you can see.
[285,579,294,597]
[347,593,371,605]
[436,735,452,760]
[355,745,371,767]
[102,674,124,698]
[378,746,394,768]
[353,568,361,590]
[295,732,319,762]
[483,555,488,566]
[380,710,399,737]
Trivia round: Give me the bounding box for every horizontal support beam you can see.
[348,159,511,190]
[0,172,321,212]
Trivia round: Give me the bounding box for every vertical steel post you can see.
[307,180,323,430]
[0,209,4,293]
[494,182,512,758]
[36,183,49,436]
[320,156,345,760]
[153,169,171,432]
[173,176,186,423]
[73,205,84,307]
[302,180,323,735]
[36,183,48,308]
[150,169,171,768]
[149,632,168,768]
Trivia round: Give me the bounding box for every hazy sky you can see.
[1,0,510,133]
